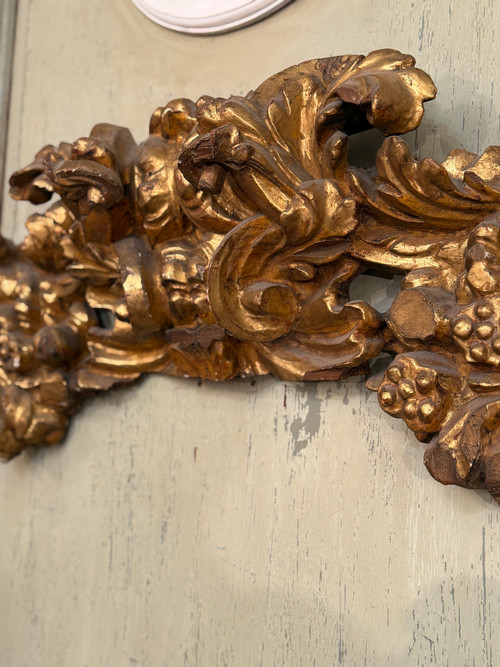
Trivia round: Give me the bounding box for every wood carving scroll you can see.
[3,49,500,502]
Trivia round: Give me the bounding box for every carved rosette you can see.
[3,49,500,503]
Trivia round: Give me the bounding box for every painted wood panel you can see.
[0,0,17,219]
[0,1,499,665]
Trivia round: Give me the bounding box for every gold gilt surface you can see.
[2,49,500,501]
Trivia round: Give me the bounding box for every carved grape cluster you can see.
[0,376,71,459]
[377,353,457,439]
[451,296,500,365]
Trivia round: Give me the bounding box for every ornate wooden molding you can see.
[3,49,500,502]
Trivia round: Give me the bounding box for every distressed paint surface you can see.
[0,0,17,217]
[0,0,500,665]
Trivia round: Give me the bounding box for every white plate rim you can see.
[132,0,294,34]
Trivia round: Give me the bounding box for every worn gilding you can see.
[3,49,500,502]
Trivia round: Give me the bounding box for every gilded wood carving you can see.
[3,50,500,501]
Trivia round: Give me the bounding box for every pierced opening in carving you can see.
[368,352,395,377]
[347,129,386,168]
[95,309,115,330]
[349,272,403,314]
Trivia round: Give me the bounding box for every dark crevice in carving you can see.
[347,129,386,168]
[95,309,115,331]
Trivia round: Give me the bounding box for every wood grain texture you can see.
[0,0,499,665]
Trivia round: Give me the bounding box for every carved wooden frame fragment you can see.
[2,49,500,502]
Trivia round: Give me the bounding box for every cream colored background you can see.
[1,1,499,665]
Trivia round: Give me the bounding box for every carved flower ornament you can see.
[3,49,500,502]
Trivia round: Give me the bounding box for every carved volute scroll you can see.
[3,49,500,502]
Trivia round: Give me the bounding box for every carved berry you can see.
[469,341,489,362]
[476,322,494,339]
[418,399,436,423]
[415,368,437,392]
[475,301,494,319]
[399,380,415,398]
[492,336,500,354]
[387,364,403,383]
[404,400,418,419]
[452,316,473,339]
[379,384,398,407]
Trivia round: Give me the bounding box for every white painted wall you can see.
[1,1,499,665]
